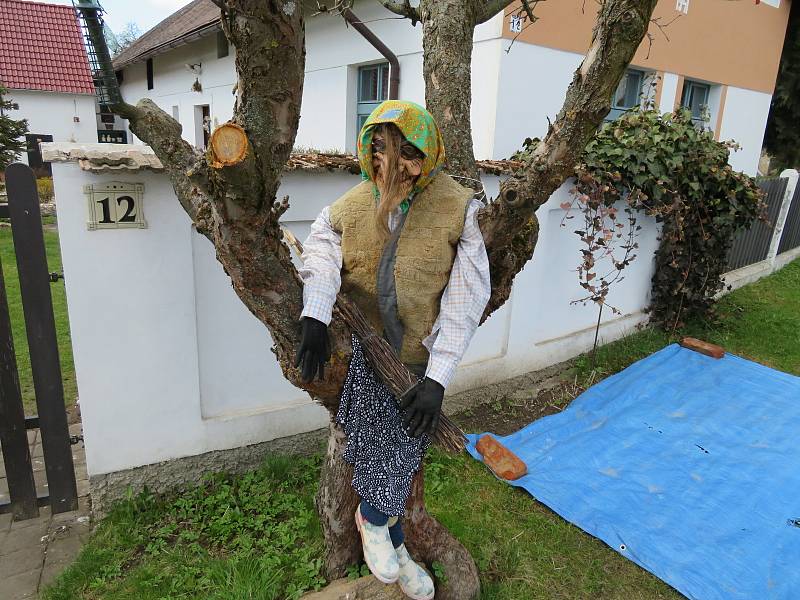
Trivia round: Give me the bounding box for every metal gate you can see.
[0,163,77,520]
[726,176,788,271]
[777,182,800,255]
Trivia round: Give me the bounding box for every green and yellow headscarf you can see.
[356,100,446,199]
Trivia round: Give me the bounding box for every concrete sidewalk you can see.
[0,423,91,599]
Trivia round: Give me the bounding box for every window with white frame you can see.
[356,63,390,140]
[606,69,645,121]
[680,80,711,128]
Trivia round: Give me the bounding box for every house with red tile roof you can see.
[0,0,101,176]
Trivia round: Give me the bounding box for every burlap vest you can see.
[329,173,472,364]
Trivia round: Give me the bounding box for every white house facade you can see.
[5,90,97,157]
[111,0,792,175]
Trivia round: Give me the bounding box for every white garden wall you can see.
[45,142,670,480]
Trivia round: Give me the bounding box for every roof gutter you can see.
[341,8,400,99]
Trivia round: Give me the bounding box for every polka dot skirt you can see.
[336,335,430,517]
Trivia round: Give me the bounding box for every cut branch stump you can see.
[208,122,249,168]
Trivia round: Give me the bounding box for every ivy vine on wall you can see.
[514,107,765,330]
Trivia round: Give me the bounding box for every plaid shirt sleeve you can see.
[423,198,491,389]
[298,206,342,326]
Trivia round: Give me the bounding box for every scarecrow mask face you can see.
[356,101,447,240]
[371,126,424,190]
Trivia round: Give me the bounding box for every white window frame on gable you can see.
[606,68,647,122]
[356,62,390,141]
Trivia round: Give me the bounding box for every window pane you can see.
[624,71,642,107]
[217,30,229,58]
[612,70,642,110]
[381,65,389,100]
[359,67,380,102]
[612,79,628,108]
[682,81,710,121]
[146,58,154,90]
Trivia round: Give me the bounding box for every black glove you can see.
[294,317,330,382]
[399,377,444,438]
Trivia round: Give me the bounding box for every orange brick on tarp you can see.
[475,434,528,480]
[680,337,725,359]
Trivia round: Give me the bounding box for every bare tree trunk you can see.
[420,0,480,183]
[404,468,481,600]
[316,425,480,598]
[316,424,361,578]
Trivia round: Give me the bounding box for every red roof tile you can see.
[0,0,95,94]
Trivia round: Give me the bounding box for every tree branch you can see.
[479,0,660,317]
[474,0,515,24]
[79,0,347,405]
[126,100,211,224]
[378,0,421,25]
[377,0,420,23]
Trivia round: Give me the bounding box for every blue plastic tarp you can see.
[466,344,800,600]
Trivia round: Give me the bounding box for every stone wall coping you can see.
[40,142,521,176]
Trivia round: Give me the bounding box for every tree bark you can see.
[316,425,479,599]
[316,424,362,578]
[90,0,660,596]
[420,0,480,184]
[404,467,481,600]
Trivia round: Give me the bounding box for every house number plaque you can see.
[84,182,147,230]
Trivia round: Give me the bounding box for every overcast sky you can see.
[23,0,194,35]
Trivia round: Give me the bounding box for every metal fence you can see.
[726,177,788,272]
[0,163,78,520]
[777,182,800,255]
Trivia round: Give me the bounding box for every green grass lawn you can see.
[41,260,800,600]
[0,220,76,414]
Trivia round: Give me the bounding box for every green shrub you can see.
[517,107,765,329]
[579,108,764,328]
[37,176,54,203]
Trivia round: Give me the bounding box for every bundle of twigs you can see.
[286,153,362,174]
[283,228,467,453]
[285,152,521,177]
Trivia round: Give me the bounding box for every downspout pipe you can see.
[341,8,400,99]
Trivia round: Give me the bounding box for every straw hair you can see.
[373,123,415,240]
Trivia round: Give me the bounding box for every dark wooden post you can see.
[0,251,39,519]
[5,163,78,514]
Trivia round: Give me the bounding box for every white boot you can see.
[396,543,435,600]
[355,505,400,584]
